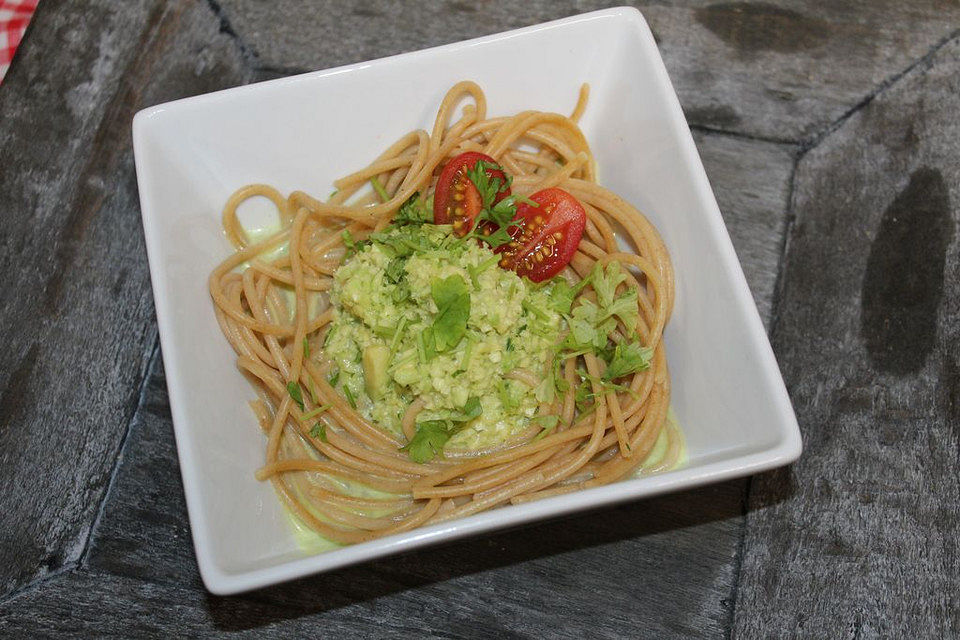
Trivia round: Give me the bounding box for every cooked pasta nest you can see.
[209,82,678,544]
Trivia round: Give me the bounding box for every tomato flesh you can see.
[433,152,510,236]
[498,188,586,282]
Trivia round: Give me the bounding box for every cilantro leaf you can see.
[466,160,500,210]
[460,160,533,250]
[310,422,328,441]
[548,280,577,315]
[592,262,627,308]
[342,229,367,260]
[476,223,515,250]
[563,299,616,351]
[531,414,560,440]
[369,224,438,257]
[404,420,454,464]
[449,395,482,422]
[574,380,594,413]
[286,381,305,411]
[394,192,433,225]
[603,341,653,380]
[600,287,639,335]
[579,370,638,398]
[385,257,406,284]
[430,274,470,351]
[403,396,483,462]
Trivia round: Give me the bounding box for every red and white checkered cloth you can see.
[0,0,37,84]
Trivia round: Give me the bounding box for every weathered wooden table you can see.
[1,2,957,637]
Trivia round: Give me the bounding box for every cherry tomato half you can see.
[498,188,586,282]
[433,152,511,236]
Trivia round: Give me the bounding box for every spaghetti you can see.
[209,82,677,545]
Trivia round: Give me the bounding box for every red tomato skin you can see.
[499,188,586,282]
[433,152,510,235]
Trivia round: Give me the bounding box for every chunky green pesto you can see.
[325,224,562,452]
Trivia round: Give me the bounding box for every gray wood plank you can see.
[732,36,960,638]
[694,131,794,328]
[213,0,960,141]
[85,350,202,589]
[648,1,960,141]
[0,0,250,599]
[86,352,745,638]
[0,571,223,640]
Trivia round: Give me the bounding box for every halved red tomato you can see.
[433,152,510,236]
[497,188,586,282]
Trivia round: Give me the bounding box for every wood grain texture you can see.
[85,350,202,589]
[732,35,960,639]
[213,0,960,141]
[0,0,250,599]
[694,131,794,327]
[4,0,958,637]
[648,1,960,141]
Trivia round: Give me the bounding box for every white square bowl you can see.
[133,6,801,595]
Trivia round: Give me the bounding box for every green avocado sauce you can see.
[325,223,561,451]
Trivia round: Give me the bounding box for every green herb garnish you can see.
[603,341,653,381]
[286,381,304,411]
[403,396,482,463]
[389,317,408,354]
[385,257,406,284]
[498,379,519,412]
[430,274,470,352]
[531,414,560,440]
[403,420,454,464]
[301,404,331,421]
[466,254,500,288]
[310,422,328,441]
[342,384,358,409]
[394,192,433,225]
[369,224,439,257]
[459,160,538,249]
[547,279,581,315]
[342,229,364,260]
[370,176,390,203]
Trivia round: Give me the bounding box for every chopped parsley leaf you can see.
[286,381,305,411]
[309,422,328,441]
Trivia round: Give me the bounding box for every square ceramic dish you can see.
[133,6,801,595]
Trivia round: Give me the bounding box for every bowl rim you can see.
[133,5,801,595]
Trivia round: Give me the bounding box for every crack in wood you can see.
[79,337,161,567]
